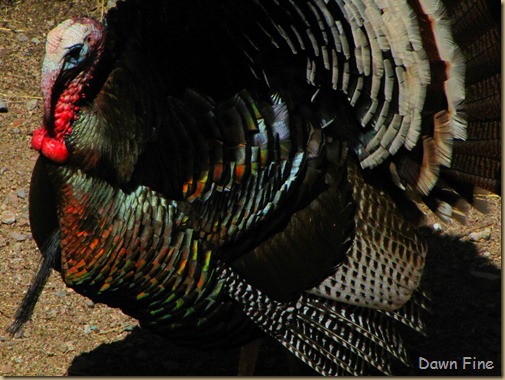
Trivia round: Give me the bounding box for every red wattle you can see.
[54,118,66,130]
[31,128,47,151]
[40,137,69,163]
[35,71,83,164]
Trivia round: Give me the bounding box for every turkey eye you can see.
[66,44,83,61]
[63,43,84,70]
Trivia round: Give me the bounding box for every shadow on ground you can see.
[67,228,501,376]
[67,327,308,376]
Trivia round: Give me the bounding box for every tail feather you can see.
[302,296,411,367]
[281,329,367,376]
[463,28,500,85]
[439,0,501,196]
[445,0,500,47]
[294,313,393,374]
[466,120,501,141]
[221,266,420,376]
[403,0,502,212]
[380,289,430,336]
[283,323,372,376]
[465,74,501,119]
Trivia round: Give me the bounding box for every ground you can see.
[0,0,501,376]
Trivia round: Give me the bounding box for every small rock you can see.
[10,232,26,242]
[0,336,6,342]
[12,128,20,134]
[468,228,491,242]
[1,210,16,224]
[0,99,7,113]
[61,341,75,353]
[481,251,492,258]
[432,223,442,231]
[46,20,55,28]
[83,324,98,334]
[16,33,29,43]
[46,309,58,318]
[12,329,24,339]
[122,323,136,332]
[6,192,18,206]
[31,37,40,44]
[25,99,38,111]
[16,189,26,199]
[85,299,95,307]
[11,119,23,129]
[55,290,67,298]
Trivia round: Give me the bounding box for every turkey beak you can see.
[41,65,59,128]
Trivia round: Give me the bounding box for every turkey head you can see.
[32,18,105,164]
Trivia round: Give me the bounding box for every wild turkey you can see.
[8,0,500,376]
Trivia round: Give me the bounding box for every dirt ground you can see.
[0,0,501,376]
